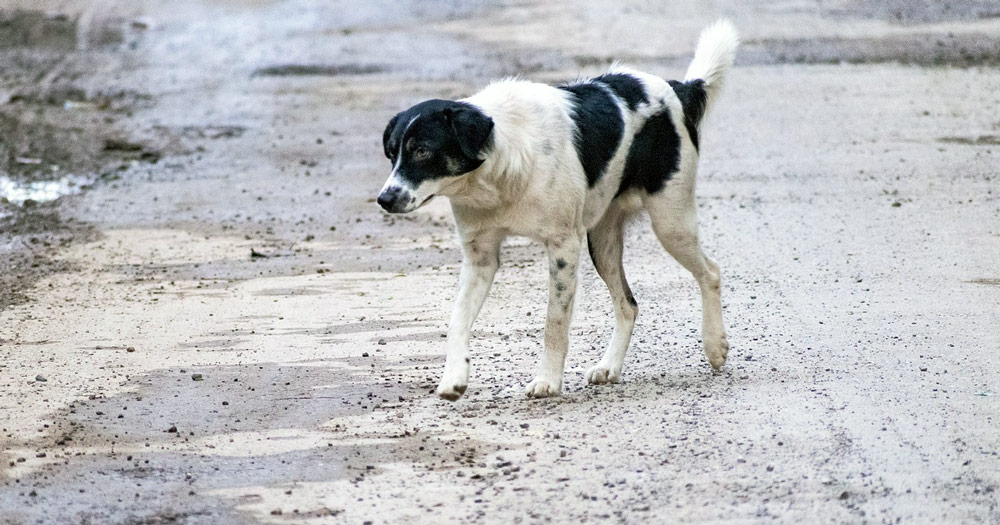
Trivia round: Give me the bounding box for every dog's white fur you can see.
[390,20,738,399]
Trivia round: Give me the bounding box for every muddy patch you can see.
[0,10,77,50]
[571,32,1000,71]
[8,88,154,112]
[0,8,155,311]
[172,125,246,140]
[741,32,1000,67]
[937,135,1000,146]
[0,206,96,308]
[0,8,142,54]
[0,93,162,310]
[821,0,1000,24]
[252,63,387,77]
[0,358,488,524]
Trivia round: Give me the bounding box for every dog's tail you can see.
[684,19,739,116]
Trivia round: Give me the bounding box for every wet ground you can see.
[1,1,999,523]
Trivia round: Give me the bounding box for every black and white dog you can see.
[378,21,738,400]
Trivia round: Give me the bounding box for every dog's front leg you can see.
[526,234,583,398]
[436,233,502,401]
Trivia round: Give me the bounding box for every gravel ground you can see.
[1,1,998,523]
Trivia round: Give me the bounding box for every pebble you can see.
[191,374,204,381]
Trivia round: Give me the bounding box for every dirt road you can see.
[2,1,998,523]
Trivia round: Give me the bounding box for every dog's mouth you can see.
[419,194,435,206]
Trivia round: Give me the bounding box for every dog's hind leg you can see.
[525,233,584,398]
[585,201,638,384]
[436,231,503,401]
[643,185,728,369]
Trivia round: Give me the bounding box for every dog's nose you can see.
[377,186,404,212]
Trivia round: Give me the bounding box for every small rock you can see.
[377,339,387,346]
[35,375,47,382]
[191,373,204,381]
[126,347,136,353]
[839,491,849,500]
[891,201,902,207]
[130,17,154,30]
[361,352,369,358]
[222,401,229,406]
[167,425,178,433]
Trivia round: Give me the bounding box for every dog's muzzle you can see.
[377,185,411,213]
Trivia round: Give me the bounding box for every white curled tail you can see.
[684,19,739,114]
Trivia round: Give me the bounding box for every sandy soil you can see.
[1,1,999,523]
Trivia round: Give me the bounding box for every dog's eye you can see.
[412,146,431,161]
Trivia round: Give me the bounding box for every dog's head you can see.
[377,99,493,213]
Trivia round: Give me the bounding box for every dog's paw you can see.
[585,363,622,385]
[525,377,562,398]
[436,382,468,402]
[705,336,730,370]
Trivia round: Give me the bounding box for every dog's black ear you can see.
[445,106,493,160]
[382,113,400,159]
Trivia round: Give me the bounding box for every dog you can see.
[378,20,738,400]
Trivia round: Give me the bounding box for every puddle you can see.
[0,174,94,206]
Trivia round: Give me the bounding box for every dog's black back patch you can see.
[558,83,625,187]
[617,108,680,196]
[594,73,648,111]
[668,79,707,150]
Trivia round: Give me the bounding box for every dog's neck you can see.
[445,119,532,211]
